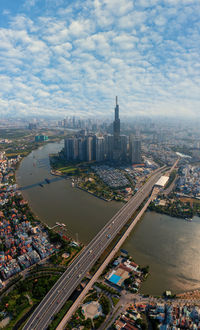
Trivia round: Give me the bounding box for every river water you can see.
[16,141,200,295]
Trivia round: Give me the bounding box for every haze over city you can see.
[1,2,200,329]
[0,0,200,118]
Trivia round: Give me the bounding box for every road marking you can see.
[23,166,169,330]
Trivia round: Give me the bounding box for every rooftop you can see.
[155,176,169,187]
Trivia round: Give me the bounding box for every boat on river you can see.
[185,218,192,221]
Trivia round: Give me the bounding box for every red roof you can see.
[130,261,138,268]
[124,325,138,330]
[118,263,131,273]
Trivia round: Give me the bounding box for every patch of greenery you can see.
[83,291,98,303]
[0,129,30,139]
[165,170,176,189]
[99,294,110,315]
[95,282,120,296]
[93,315,106,328]
[0,273,61,328]
[149,198,194,219]
[111,296,120,306]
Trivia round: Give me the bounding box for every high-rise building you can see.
[78,138,86,161]
[28,123,37,130]
[63,99,132,163]
[104,134,113,160]
[35,135,48,142]
[121,135,128,160]
[113,96,121,161]
[86,136,94,161]
[92,135,97,160]
[96,137,105,162]
[65,137,78,161]
[63,118,68,128]
[73,116,76,128]
[58,120,63,127]
[129,135,142,164]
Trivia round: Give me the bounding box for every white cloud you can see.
[23,0,39,10]
[0,0,199,118]
[113,34,138,50]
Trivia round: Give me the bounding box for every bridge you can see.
[23,167,165,330]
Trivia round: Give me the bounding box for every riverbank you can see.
[16,141,122,243]
[16,141,200,296]
[0,144,89,328]
[76,185,112,202]
[49,154,136,202]
[148,194,198,219]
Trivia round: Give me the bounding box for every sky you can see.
[0,0,200,119]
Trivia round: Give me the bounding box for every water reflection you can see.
[18,176,64,191]
[16,141,200,295]
[16,141,121,244]
[122,212,200,295]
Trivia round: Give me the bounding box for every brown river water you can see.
[16,141,200,295]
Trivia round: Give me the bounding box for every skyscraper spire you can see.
[115,96,119,120]
[113,97,121,161]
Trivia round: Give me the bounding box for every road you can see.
[23,167,165,330]
[57,184,158,329]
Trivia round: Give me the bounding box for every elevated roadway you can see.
[23,167,165,330]
[57,187,159,329]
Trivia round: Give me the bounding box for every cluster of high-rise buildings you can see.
[64,98,142,164]
[58,116,101,131]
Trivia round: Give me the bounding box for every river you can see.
[16,141,200,295]
[16,141,121,243]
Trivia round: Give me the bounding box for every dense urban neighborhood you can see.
[60,252,200,330]
[0,118,200,329]
[0,151,59,284]
[114,299,200,329]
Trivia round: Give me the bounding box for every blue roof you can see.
[109,274,121,284]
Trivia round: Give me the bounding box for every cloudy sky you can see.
[0,0,200,118]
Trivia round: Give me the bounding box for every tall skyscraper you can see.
[78,137,85,161]
[96,136,105,162]
[121,135,128,160]
[63,118,68,128]
[65,137,78,161]
[113,96,121,161]
[129,135,142,164]
[86,136,94,161]
[63,98,131,163]
[104,134,113,160]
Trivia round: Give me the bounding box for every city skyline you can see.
[64,97,141,164]
[0,0,200,118]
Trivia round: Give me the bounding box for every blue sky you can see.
[0,0,200,118]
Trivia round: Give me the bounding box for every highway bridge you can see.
[23,167,165,330]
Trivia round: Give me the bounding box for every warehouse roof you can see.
[155,176,169,187]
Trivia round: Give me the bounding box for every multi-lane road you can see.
[23,167,165,330]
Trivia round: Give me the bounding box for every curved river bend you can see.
[16,141,200,295]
